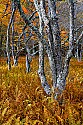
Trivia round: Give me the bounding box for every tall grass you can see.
[0,56,83,125]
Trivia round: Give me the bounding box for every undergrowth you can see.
[0,56,83,125]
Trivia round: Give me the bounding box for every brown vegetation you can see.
[0,57,83,125]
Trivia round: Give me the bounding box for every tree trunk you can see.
[38,2,51,95]
[6,1,16,70]
[76,31,83,61]
[69,0,74,50]
[11,4,18,66]
[54,0,75,99]
[39,0,57,88]
[0,21,3,56]
[26,54,30,72]
[15,0,76,100]
[48,0,62,76]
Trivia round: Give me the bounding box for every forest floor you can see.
[0,56,83,125]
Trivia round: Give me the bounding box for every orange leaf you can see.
[30,0,34,2]
[22,6,28,14]
[35,12,38,16]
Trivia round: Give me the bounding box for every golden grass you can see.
[0,56,83,125]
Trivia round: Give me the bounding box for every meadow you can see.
[0,56,83,125]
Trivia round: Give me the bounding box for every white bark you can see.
[54,0,75,99]
[69,0,74,49]
[15,0,77,100]
[38,1,51,95]
[11,2,18,66]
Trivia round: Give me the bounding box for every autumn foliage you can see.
[0,56,83,125]
[22,6,29,14]
[0,0,83,124]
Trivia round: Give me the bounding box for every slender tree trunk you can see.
[69,0,74,50]
[54,0,75,99]
[6,1,16,70]
[39,0,57,88]
[48,0,62,76]
[26,53,30,72]
[6,24,11,70]
[23,28,32,72]
[11,7,18,66]
[38,2,51,95]
[38,41,51,95]
[26,44,31,72]
[46,22,57,88]
[32,41,35,54]
[0,21,3,56]
[76,31,83,61]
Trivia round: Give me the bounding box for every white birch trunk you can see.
[38,1,51,95]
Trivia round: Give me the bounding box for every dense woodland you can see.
[0,0,83,124]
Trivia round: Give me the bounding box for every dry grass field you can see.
[0,56,83,125]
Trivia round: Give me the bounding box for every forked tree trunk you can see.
[34,0,75,99]
[16,0,75,99]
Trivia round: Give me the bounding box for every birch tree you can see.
[33,0,75,99]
